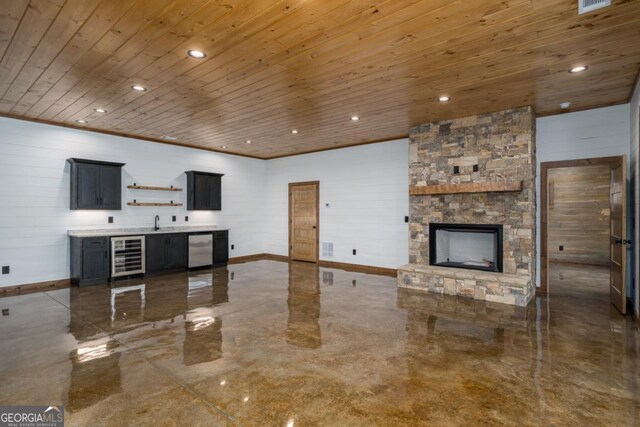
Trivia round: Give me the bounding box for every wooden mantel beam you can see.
[409,181,523,196]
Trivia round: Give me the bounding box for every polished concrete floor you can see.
[0,260,638,426]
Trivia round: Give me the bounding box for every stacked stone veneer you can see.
[398,107,536,307]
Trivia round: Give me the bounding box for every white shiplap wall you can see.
[0,117,266,287]
[3,105,634,292]
[535,104,631,288]
[629,77,640,319]
[263,139,409,269]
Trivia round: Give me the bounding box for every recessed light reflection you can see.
[76,343,109,363]
[94,108,107,113]
[438,96,451,102]
[243,396,249,402]
[191,316,215,331]
[291,129,298,134]
[220,380,226,386]
[286,418,295,427]
[131,85,146,92]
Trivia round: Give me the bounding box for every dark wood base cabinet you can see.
[213,231,229,266]
[70,231,228,286]
[70,237,110,286]
[146,233,188,274]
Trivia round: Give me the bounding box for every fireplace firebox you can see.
[429,223,503,272]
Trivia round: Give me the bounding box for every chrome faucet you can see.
[154,215,160,231]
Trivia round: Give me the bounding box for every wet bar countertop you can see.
[67,225,229,237]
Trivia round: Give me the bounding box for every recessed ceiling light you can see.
[76,119,87,124]
[161,135,177,140]
[221,146,227,149]
[351,115,360,121]
[131,85,147,92]
[560,102,571,109]
[569,65,588,73]
[245,140,252,144]
[187,50,207,59]
[291,129,298,134]
[438,96,451,102]
[94,108,107,113]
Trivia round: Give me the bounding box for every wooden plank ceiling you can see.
[0,0,639,159]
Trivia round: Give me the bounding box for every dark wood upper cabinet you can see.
[68,158,125,210]
[186,171,223,211]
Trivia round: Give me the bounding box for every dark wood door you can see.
[166,234,188,269]
[289,182,319,262]
[610,158,627,314]
[213,231,228,265]
[76,163,100,209]
[99,165,121,209]
[82,248,109,280]
[146,234,167,273]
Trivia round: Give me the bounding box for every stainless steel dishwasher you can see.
[188,233,213,268]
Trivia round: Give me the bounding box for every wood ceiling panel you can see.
[0,0,639,159]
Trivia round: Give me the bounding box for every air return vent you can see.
[579,0,611,14]
[322,242,334,257]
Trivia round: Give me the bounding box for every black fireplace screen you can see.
[429,223,503,272]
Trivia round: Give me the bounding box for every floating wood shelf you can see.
[127,185,182,192]
[127,202,183,207]
[410,181,523,196]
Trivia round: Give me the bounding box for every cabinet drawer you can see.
[82,237,108,249]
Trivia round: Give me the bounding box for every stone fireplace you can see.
[398,107,536,307]
[430,223,503,273]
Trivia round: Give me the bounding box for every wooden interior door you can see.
[610,157,627,314]
[289,182,319,262]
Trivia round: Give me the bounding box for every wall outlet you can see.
[559,245,564,251]
[172,216,176,222]
[185,216,189,222]
[2,266,9,275]
[352,249,356,255]
[404,216,409,223]
[453,166,460,174]
[2,309,8,316]
[231,244,235,250]
[352,279,357,287]
[473,164,479,172]
[108,216,113,224]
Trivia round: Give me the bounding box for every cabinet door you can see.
[146,234,167,273]
[82,247,109,281]
[167,234,188,269]
[193,174,211,210]
[209,175,222,210]
[213,231,228,265]
[76,163,100,209]
[99,165,121,209]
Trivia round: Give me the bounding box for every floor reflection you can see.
[184,314,223,366]
[287,262,322,349]
[1,261,638,426]
[68,339,121,412]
